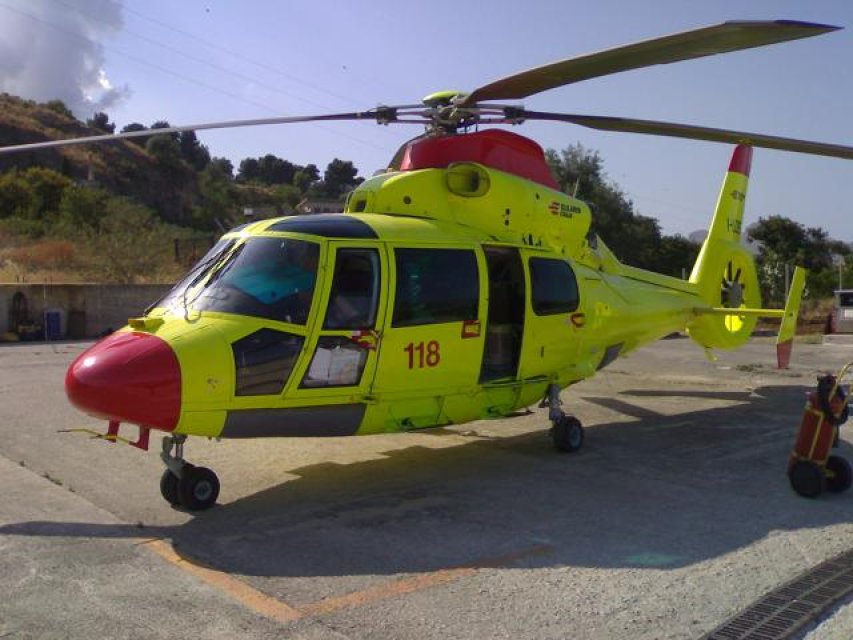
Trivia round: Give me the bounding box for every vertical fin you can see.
[776,266,807,369]
[686,145,761,350]
[689,144,752,295]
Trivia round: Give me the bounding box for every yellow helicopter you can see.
[2,20,852,510]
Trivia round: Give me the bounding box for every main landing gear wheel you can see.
[540,383,585,454]
[552,415,584,453]
[160,435,220,511]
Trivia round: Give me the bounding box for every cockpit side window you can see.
[324,248,380,329]
[193,237,320,324]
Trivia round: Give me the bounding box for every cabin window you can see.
[192,237,320,325]
[301,336,369,388]
[392,248,479,327]
[529,257,579,315]
[324,249,380,329]
[232,329,304,396]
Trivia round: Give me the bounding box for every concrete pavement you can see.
[1,337,852,639]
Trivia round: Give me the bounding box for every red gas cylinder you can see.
[787,373,851,498]
[789,389,844,468]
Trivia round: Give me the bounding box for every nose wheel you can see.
[160,436,220,510]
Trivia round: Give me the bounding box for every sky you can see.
[0,0,851,242]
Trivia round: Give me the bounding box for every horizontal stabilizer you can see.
[694,307,785,318]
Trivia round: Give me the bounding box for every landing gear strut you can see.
[160,435,220,510]
[541,384,584,453]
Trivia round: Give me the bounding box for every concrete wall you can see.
[1,284,173,339]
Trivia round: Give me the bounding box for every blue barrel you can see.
[44,309,63,340]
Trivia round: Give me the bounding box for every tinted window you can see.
[193,237,319,325]
[267,214,377,238]
[324,249,380,329]
[840,292,853,307]
[232,329,304,396]
[393,248,479,327]
[529,257,579,315]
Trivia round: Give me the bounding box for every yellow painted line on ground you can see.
[302,566,479,616]
[142,537,552,625]
[143,539,304,624]
[302,543,553,617]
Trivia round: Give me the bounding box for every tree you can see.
[748,215,847,301]
[120,122,148,147]
[43,99,74,119]
[58,185,109,229]
[274,184,303,211]
[237,154,298,185]
[258,154,295,184]
[641,234,700,278]
[87,112,115,133]
[209,157,234,179]
[178,130,211,171]
[547,144,657,267]
[320,158,362,198]
[149,120,179,142]
[78,198,174,283]
[237,157,260,183]
[145,135,183,169]
[293,163,319,192]
[0,170,35,220]
[195,162,236,230]
[15,167,72,221]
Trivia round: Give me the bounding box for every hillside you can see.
[0,94,200,225]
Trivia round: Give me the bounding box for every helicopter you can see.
[2,20,852,511]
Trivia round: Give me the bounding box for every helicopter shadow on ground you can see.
[3,383,850,580]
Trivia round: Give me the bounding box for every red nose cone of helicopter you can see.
[65,331,181,431]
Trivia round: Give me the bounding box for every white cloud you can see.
[0,0,129,117]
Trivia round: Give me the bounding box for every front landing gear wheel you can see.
[552,415,584,453]
[159,469,180,506]
[178,466,220,511]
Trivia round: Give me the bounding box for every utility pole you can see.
[832,254,845,291]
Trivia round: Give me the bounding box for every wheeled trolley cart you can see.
[788,363,851,498]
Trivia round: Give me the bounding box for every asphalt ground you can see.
[0,336,851,639]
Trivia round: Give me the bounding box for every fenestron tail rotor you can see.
[722,260,745,309]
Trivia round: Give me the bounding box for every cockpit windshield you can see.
[193,237,320,325]
[152,238,236,314]
[157,236,320,325]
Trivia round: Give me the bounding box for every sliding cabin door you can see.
[370,245,487,429]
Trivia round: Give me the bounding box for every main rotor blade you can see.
[519,110,853,160]
[0,111,385,155]
[462,21,840,105]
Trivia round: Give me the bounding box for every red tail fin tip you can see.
[777,339,793,369]
[728,144,753,176]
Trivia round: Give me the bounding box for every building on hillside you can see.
[295,198,346,214]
